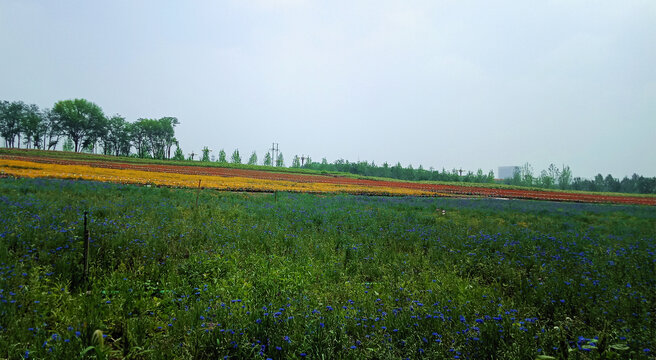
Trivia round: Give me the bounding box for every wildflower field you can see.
[1,152,655,205]
[0,177,654,359]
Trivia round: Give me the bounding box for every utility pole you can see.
[270,143,278,166]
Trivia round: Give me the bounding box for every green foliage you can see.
[305,159,499,185]
[247,151,257,165]
[217,149,227,163]
[52,99,106,152]
[559,165,572,190]
[231,149,241,164]
[132,117,178,159]
[521,162,534,186]
[100,115,131,156]
[201,146,211,162]
[172,146,185,161]
[0,100,28,148]
[291,154,301,168]
[263,151,272,166]
[3,98,183,160]
[275,152,284,167]
[0,177,654,359]
[20,104,43,149]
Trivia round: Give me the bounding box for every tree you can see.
[509,167,522,186]
[131,120,150,158]
[263,151,272,166]
[231,149,241,164]
[276,152,284,167]
[0,100,26,147]
[202,146,211,162]
[100,115,130,156]
[593,174,604,192]
[248,151,258,165]
[20,104,42,149]
[133,118,168,159]
[172,146,184,161]
[52,99,106,152]
[487,170,495,182]
[539,170,554,188]
[604,174,620,192]
[521,163,534,186]
[218,149,227,163]
[159,117,179,159]
[117,121,133,157]
[41,108,62,150]
[291,155,301,168]
[558,165,572,190]
[474,169,485,183]
[544,164,560,189]
[84,115,108,154]
[620,176,634,193]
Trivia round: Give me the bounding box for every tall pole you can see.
[270,142,279,166]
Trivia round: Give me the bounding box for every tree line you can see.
[505,163,655,194]
[0,99,179,159]
[304,159,497,183]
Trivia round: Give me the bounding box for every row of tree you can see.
[198,147,286,167]
[304,159,497,183]
[506,163,655,194]
[0,99,179,159]
[194,148,496,184]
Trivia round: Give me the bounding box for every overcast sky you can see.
[1,0,654,178]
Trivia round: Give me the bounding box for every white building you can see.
[498,166,520,179]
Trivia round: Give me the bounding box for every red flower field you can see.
[2,154,654,205]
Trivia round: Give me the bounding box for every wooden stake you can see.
[82,211,90,286]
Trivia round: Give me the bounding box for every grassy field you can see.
[0,177,654,359]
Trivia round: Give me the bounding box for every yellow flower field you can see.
[0,158,436,196]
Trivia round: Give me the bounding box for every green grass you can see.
[0,177,654,359]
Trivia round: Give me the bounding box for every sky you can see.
[1,0,655,179]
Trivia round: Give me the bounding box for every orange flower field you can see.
[1,155,654,205]
[0,158,435,197]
